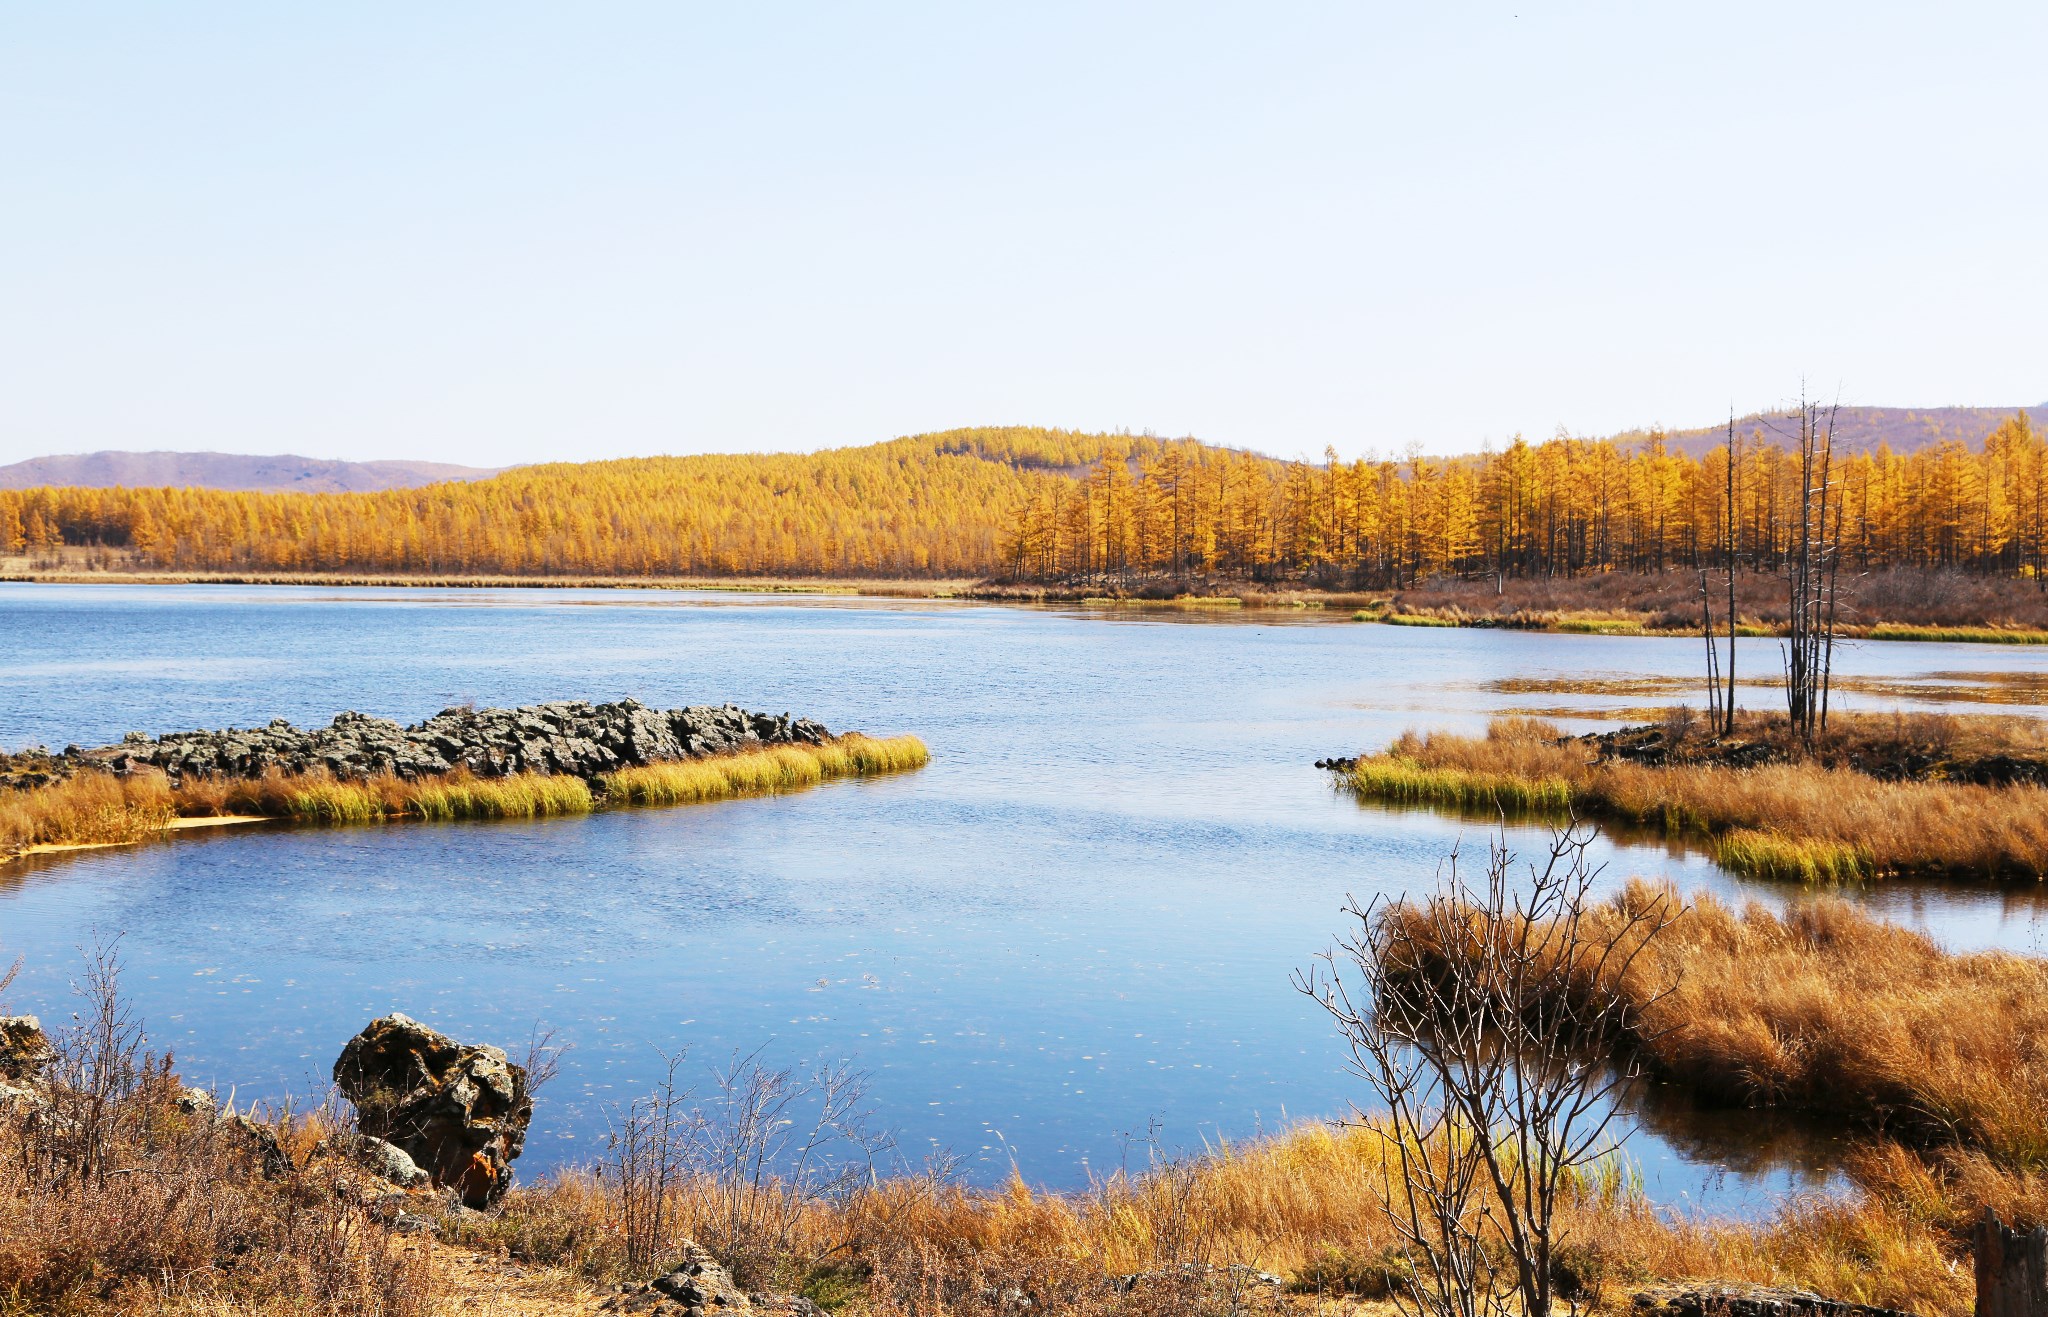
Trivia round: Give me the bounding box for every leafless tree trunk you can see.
[1297,825,1679,1317]
[1783,396,1843,747]
[1976,1207,2048,1317]
[1723,412,1740,735]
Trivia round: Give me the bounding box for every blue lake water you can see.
[5,583,2048,1215]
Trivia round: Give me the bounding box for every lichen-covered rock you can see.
[333,1013,530,1208]
[0,1015,53,1085]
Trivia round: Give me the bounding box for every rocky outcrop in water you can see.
[333,1013,532,1208]
[19,699,832,787]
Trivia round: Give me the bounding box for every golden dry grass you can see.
[0,768,177,855]
[0,735,930,862]
[603,734,929,806]
[1342,717,2048,880]
[463,1118,1970,1315]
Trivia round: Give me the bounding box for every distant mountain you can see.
[0,451,500,493]
[1621,404,2048,459]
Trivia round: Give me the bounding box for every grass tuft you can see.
[1716,828,1872,881]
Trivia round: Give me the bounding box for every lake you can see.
[6,583,2047,1215]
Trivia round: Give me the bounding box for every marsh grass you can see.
[1389,880,2048,1175]
[1,734,930,861]
[1340,716,2048,881]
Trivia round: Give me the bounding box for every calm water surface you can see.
[5,584,2047,1214]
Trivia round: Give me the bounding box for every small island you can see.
[0,698,929,863]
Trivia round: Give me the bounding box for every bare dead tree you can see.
[1698,567,1721,731]
[1722,411,1740,735]
[1783,395,1844,746]
[1296,825,1680,1317]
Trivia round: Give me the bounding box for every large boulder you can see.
[332,1014,531,1208]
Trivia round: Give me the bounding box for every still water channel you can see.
[5,584,2047,1214]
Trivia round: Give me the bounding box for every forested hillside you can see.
[0,429,1121,578]
[4,415,2047,585]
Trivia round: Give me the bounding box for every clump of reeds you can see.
[602,734,928,807]
[0,768,176,856]
[1339,716,2048,881]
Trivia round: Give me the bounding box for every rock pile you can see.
[37,699,832,787]
[333,1013,533,1208]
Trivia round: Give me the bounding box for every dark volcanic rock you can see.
[21,699,835,788]
[333,1013,531,1208]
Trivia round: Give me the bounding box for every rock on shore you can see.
[334,1013,533,1208]
[30,699,832,787]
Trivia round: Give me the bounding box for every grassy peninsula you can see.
[1334,711,2048,881]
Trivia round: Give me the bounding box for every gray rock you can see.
[176,1085,216,1115]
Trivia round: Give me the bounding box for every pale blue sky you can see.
[2,3,2043,467]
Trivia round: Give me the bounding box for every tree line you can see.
[3,415,2043,584]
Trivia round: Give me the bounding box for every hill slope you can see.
[1626,404,2048,459]
[0,451,499,493]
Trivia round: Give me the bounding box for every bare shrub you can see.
[604,1050,693,1274]
[688,1048,892,1288]
[1297,824,1679,1317]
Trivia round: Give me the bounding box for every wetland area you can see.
[6,582,2048,1218]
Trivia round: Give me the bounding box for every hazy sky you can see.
[3,3,2043,467]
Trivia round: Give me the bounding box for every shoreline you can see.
[11,569,2048,643]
